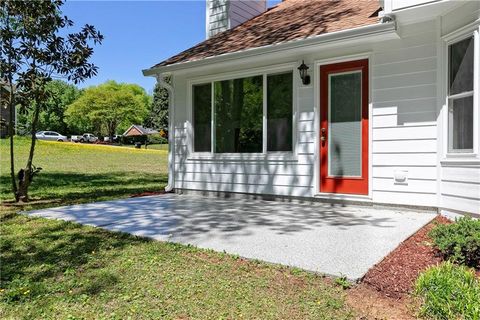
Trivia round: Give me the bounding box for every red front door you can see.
[319,59,369,195]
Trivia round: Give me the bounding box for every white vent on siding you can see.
[206,0,267,38]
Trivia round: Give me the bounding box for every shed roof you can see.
[149,0,381,69]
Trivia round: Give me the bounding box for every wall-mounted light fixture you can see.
[298,60,310,85]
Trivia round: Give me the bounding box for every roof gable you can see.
[150,0,380,69]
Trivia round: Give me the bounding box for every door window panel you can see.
[328,71,362,177]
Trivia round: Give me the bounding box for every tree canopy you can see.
[144,78,169,132]
[0,0,103,201]
[17,80,82,134]
[65,80,150,138]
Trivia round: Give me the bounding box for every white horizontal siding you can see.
[373,139,437,153]
[175,162,314,176]
[441,195,480,215]
[180,172,313,187]
[373,166,437,180]
[442,166,480,184]
[373,153,437,166]
[370,20,438,205]
[175,180,313,198]
[373,70,436,90]
[372,190,437,207]
[373,125,437,141]
[440,165,480,214]
[373,177,436,194]
[441,181,480,201]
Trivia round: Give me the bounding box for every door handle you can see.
[320,128,327,141]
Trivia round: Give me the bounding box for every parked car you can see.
[71,133,98,143]
[35,131,68,142]
[103,135,122,143]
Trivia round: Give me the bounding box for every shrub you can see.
[415,262,480,319]
[429,217,480,268]
[148,134,168,144]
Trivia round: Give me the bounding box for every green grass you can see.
[0,137,354,319]
[123,143,169,151]
[1,137,168,213]
[0,215,353,319]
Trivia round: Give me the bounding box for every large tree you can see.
[65,81,150,140]
[144,77,170,132]
[0,0,103,202]
[17,80,82,134]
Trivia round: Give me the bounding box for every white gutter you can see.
[156,73,175,193]
[143,21,397,76]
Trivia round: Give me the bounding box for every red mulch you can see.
[129,190,166,198]
[362,216,451,299]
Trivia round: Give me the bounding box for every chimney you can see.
[206,0,267,38]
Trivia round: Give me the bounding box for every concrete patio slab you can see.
[25,194,436,280]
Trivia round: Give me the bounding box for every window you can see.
[193,83,212,152]
[447,36,474,153]
[267,72,293,151]
[192,71,294,154]
[214,76,263,153]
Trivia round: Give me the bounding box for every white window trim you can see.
[441,23,479,160]
[186,62,299,161]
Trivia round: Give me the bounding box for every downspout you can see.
[156,73,175,192]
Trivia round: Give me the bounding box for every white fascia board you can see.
[142,22,398,76]
[391,0,464,24]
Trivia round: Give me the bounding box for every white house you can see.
[143,0,480,216]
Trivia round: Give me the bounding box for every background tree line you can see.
[17,79,169,138]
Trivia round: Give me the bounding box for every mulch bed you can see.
[129,190,166,198]
[361,215,451,299]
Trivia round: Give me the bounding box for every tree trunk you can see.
[16,102,41,202]
[7,77,18,201]
[5,8,18,201]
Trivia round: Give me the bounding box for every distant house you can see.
[0,81,16,138]
[123,125,158,137]
[143,0,480,216]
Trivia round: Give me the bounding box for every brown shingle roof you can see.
[151,0,381,69]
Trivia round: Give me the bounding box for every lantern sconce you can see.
[298,60,310,85]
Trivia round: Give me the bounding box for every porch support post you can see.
[156,73,175,192]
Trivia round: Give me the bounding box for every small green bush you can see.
[148,134,168,144]
[415,262,480,319]
[429,217,480,268]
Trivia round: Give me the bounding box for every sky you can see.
[62,0,282,94]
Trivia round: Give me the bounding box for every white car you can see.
[35,131,68,142]
[103,135,122,143]
[71,133,98,143]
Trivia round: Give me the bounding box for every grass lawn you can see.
[0,138,355,319]
[0,138,168,214]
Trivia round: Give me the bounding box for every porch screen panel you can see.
[214,76,263,153]
[193,83,212,152]
[267,72,293,151]
[328,72,362,177]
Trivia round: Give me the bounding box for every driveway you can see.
[25,194,435,280]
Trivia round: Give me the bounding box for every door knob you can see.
[320,128,327,141]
